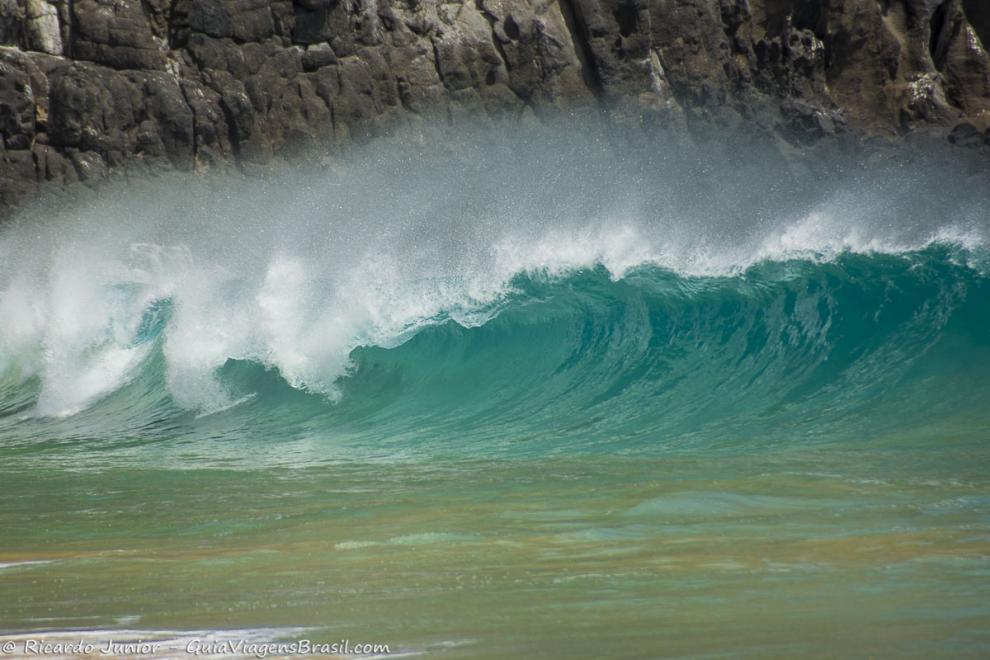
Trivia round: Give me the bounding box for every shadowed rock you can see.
[1,0,989,215]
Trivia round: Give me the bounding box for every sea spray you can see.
[2,123,990,657]
[0,122,987,449]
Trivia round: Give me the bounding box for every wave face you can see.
[1,124,988,460]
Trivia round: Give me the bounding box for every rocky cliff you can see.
[2,0,990,212]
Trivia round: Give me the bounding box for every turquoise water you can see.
[3,251,988,458]
[1,127,989,656]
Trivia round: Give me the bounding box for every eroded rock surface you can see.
[2,0,990,211]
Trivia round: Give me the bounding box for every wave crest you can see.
[1,124,988,451]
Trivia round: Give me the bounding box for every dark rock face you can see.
[2,0,990,212]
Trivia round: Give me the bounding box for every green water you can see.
[2,125,990,656]
[2,448,989,657]
[3,253,990,657]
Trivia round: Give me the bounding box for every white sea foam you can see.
[0,124,986,416]
[0,560,53,570]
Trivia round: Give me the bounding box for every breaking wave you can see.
[1,124,988,459]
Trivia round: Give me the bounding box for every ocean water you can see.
[1,125,989,657]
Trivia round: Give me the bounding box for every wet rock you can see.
[933,1,990,120]
[0,60,34,146]
[0,146,38,206]
[0,0,24,47]
[3,0,990,217]
[173,0,274,44]
[948,120,983,147]
[301,43,336,71]
[25,0,62,55]
[71,0,166,70]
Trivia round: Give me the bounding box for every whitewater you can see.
[1,125,987,435]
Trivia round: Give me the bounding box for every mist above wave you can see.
[0,121,987,418]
